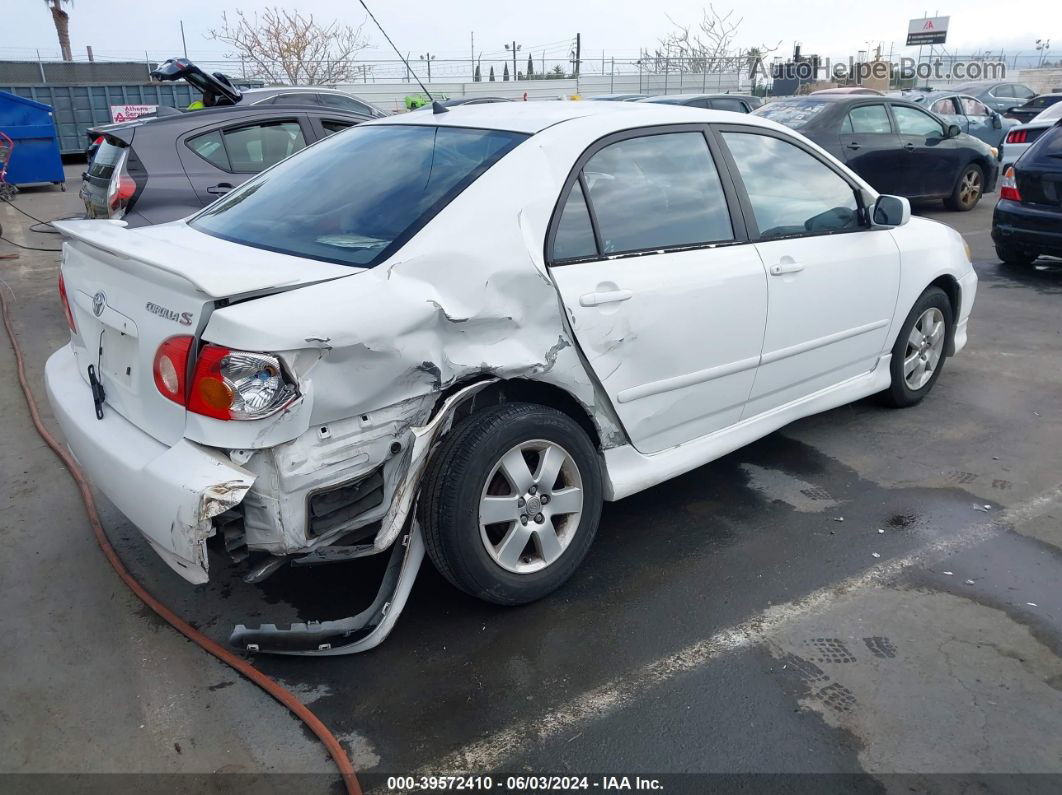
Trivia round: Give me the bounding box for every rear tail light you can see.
[153,335,194,405]
[153,340,298,420]
[999,166,1022,202]
[57,272,77,333]
[105,146,142,219]
[1006,129,1028,144]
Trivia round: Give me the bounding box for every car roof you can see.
[639,93,741,101]
[101,103,368,134]
[367,99,781,134]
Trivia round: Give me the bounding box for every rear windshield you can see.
[191,124,527,267]
[753,100,830,129]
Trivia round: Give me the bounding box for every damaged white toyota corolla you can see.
[47,101,976,654]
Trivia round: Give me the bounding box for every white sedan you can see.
[1001,101,1062,168]
[47,101,977,654]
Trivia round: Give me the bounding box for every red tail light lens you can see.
[999,166,1022,202]
[1006,129,1028,144]
[153,336,194,405]
[57,272,77,333]
[188,344,235,419]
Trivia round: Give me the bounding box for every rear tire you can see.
[995,244,1037,267]
[944,163,984,211]
[419,402,603,606]
[880,286,953,408]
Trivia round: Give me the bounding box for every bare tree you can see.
[44,0,73,62]
[210,7,370,85]
[645,5,778,74]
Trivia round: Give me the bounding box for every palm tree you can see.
[45,0,73,62]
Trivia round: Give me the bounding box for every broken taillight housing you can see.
[186,344,297,421]
[999,166,1022,202]
[57,272,77,333]
[105,146,143,219]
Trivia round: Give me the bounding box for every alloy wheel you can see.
[479,439,584,574]
[903,307,946,390]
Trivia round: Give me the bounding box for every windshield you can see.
[753,100,830,129]
[191,124,527,267]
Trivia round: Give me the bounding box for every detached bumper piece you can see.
[229,524,425,656]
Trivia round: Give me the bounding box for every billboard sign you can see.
[109,104,158,123]
[907,16,949,46]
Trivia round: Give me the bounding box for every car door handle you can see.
[206,183,234,195]
[846,142,861,150]
[903,142,915,151]
[580,289,633,307]
[769,260,804,276]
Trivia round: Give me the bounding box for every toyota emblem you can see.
[92,291,106,317]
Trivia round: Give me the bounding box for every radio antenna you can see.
[356,0,442,109]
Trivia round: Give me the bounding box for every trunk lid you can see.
[53,219,356,445]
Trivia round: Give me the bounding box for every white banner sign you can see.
[907,16,950,46]
[109,104,158,123]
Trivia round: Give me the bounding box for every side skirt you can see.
[602,355,893,501]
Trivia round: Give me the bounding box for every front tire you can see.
[419,402,603,606]
[944,163,984,211]
[880,286,953,408]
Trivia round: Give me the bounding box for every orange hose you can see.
[0,284,361,795]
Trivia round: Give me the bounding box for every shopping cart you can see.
[0,132,17,201]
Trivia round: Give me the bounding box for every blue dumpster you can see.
[0,90,65,188]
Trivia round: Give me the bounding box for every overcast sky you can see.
[7,0,1059,69]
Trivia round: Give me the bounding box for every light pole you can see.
[419,53,435,81]
[505,41,522,80]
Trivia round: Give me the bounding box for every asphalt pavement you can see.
[1,169,1060,791]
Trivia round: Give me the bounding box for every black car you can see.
[1005,94,1062,124]
[755,95,999,210]
[638,93,762,112]
[992,121,1062,265]
[587,93,649,102]
[81,104,371,227]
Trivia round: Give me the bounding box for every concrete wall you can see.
[1016,68,1062,94]
[336,72,746,114]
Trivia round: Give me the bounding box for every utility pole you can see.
[471,32,475,81]
[574,33,581,77]
[86,45,94,62]
[505,41,521,80]
[180,20,188,59]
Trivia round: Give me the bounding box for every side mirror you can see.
[991,113,1002,130]
[946,123,962,139]
[873,194,910,227]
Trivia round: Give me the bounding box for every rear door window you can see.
[843,104,892,134]
[223,121,306,172]
[960,97,990,116]
[579,131,733,255]
[187,129,229,170]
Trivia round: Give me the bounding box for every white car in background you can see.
[46,101,977,655]
[1001,102,1062,168]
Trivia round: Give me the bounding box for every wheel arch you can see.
[439,377,606,452]
[928,274,961,355]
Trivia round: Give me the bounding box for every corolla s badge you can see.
[92,291,107,317]
[145,300,193,326]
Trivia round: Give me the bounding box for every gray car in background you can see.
[81,104,371,227]
[902,90,1016,148]
[948,81,1037,114]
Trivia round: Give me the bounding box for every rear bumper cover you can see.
[45,344,255,583]
[992,199,1062,256]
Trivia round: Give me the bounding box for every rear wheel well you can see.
[445,378,603,451]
